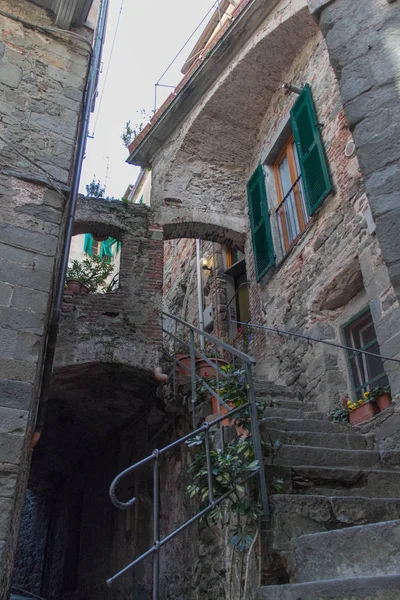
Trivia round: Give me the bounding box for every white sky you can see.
[80,0,216,198]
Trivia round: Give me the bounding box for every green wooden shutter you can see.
[290,84,332,214]
[100,237,113,262]
[247,165,274,281]
[83,233,93,255]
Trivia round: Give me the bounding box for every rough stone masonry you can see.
[0,0,95,594]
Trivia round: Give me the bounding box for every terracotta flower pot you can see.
[79,284,89,295]
[349,401,380,425]
[66,279,82,294]
[175,354,191,376]
[375,393,392,411]
[211,397,248,434]
[195,358,228,379]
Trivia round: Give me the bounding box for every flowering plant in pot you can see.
[346,391,379,425]
[372,385,392,410]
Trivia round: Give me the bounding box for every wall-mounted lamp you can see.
[200,257,213,273]
[282,82,303,96]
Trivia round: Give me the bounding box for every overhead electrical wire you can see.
[92,0,126,136]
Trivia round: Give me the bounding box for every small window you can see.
[226,247,244,268]
[273,137,310,254]
[92,240,101,256]
[343,308,389,397]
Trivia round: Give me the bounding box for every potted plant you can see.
[66,256,114,294]
[202,364,249,431]
[372,385,392,411]
[65,260,85,294]
[195,355,228,378]
[346,392,380,425]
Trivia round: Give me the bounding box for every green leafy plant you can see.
[121,109,155,148]
[372,385,391,398]
[86,178,105,199]
[199,364,248,406]
[329,407,349,422]
[186,376,280,553]
[66,255,114,293]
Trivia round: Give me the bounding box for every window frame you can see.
[273,135,311,255]
[341,307,388,398]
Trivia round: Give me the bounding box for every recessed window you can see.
[273,137,310,254]
[342,308,388,397]
[246,85,332,281]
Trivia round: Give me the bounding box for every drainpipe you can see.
[196,239,205,350]
[32,0,109,440]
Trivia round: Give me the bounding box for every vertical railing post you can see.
[189,329,197,430]
[245,363,270,522]
[153,450,160,600]
[214,343,224,450]
[204,425,215,506]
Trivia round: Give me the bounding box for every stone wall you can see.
[57,197,164,371]
[239,30,400,411]
[0,0,95,593]
[315,0,400,386]
[162,238,231,351]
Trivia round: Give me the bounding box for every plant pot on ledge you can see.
[66,280,82,294]
[174,354,191,376]
[375,393,392,411]
[195,358,228,379]
[349,401,380,425]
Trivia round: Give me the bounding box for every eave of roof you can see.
[127,0,280,169]
[29,0,93,28]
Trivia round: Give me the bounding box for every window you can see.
[342,308,389,397]
[246,85,332,277]
[226,247,244,268]
[274,137,309,253]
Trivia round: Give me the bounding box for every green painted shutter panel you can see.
[100,238,114,261]
[290,84,332,214]
[84,233,93,255]
[247,165,274,281]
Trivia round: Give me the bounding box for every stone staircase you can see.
[253,378,400,599]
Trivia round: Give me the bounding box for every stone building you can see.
[128,0,400,412]
[2,0,400,599]
[0,0,105,595]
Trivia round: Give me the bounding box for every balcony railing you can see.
[276,173,309,254]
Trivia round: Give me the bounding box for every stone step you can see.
[263,407,306,419]
[263,428,370,450]
[267,465,400,498]
[262,417,350,434]
[263,407,327,420]
[257,575,400,599]
[270,495,400,551]
[294,520,400,582]
[267,444,381,470]
[253,382,297,398]
[257,397,316,411]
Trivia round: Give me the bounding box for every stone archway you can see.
[12,361,164,600]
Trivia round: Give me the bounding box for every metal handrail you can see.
[231,319,400,365]
[162,311,256,365]
[227,281,249,309]
[107,313,269,599]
